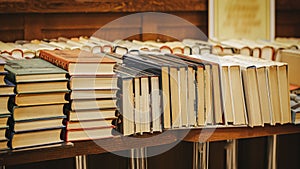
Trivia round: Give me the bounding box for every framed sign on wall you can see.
[209,0,275,41]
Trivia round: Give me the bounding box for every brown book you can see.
[65,126,115,142]
[39,49,116,76]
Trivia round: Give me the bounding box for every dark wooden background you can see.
[1,0,300,169]
[0,0,299,42]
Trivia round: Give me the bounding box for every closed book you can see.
[0,96,11,115]
[65,126,116,142]
[0,115,9,129]
[0,71,8,85]
[71,99,116,111]
[15,80,69,94]
[0,79,15,96]
[69,89,118,100]
[39,49,116,76]
[0,59,5,72]
[66,119,114,130]
[0,139,8,151]
[14,92,68,106]
[8,128,63,150]
[69,75,118,90]
[114,68,135,135]
[67,108,116,121]
[278,49,300,86]
[0,128,7,140]
[12,118,64,133]
[4,58,67,83]
[12,104,65,121]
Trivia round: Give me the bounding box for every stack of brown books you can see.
[5,58,68,150]
[39,49,119,141]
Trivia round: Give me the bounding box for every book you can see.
[69,75,118,90]
[39,49,117,76]
[14,92,68,106]
[15,80,68,94]
[5,58,68,83]
[0,79,15,96]
[66,119,114,130]
[71,99,116,111]
[64,126,116,142]
[11,118,64,133]
[0,71,8,86]
[0,96,11,115]
[67,108,117,121]
[0,115,9,129]
[0,59,5,72]
[0,139,8,151]
[114,67,135,135]
[0,128,7,140]
[8,128,63,150]
[69,89,118,100]
[12,104,65,121]
[278,49,300,86]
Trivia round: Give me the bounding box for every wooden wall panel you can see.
[0,0,207,13]
[7,157,74,169]
[238,137,268,169]
[148,141,193,169]
[88,151,129,169]
[277,133,300,169]
[0,14,24,42]
[276,11,300,37]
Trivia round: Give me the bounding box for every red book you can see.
[39,49,117,76]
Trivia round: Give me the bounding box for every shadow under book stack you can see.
[39,49,119,141]
[4,58,69,150]
[0,59,14,151]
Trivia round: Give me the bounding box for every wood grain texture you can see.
[0,132,177,166]
[183,124,300,143]
[0,0,207,13]
[0,125,299,166]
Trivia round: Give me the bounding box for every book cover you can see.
[39,49,117,75]
[5,58,67,83]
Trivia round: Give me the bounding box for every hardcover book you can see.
[39,49,117,76]
[5,58,67,83]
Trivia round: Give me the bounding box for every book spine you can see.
[39,51,69,71]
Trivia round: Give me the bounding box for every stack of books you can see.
[39,49,119,141]
[0,59,14,151]
[5,58,69,150]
